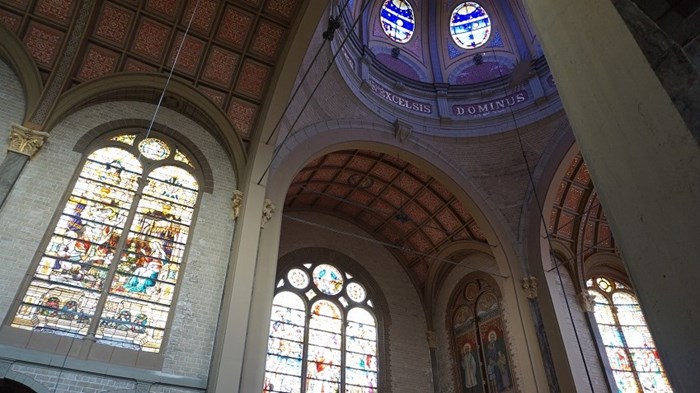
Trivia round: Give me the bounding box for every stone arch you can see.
[1,371,49,393]
[267,120,518,279]
[43,73,246,177]
[0,23,43,122]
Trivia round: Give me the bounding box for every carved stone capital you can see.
[521,276,538,299]
[426,330,437,349]
[261,198,275,228]
[578,291,596,313]
[231,190,244,220]
[8,123,49,157]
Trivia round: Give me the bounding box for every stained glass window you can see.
[12,133,199,353]
[380,0,415,44]
[263,263,379,393]
[587,277,673,393]
[450,2,491,49]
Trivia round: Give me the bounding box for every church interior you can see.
[0,0,698,392]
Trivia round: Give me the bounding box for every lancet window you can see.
[263,262,379,393]
[11,132,200,353]
[587,276,673,393]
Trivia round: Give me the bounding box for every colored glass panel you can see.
[312,264,344,295]
[174,149,194,168]
[138,138,170,160]
[346,282,366,302]
[111,134,136,145]
[11,147,141,337]
[288,268,310,289]
[380,0,415,44]
[264,264,379,393]
[450,2,491,49]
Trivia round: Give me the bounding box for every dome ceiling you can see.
[285,149,488,289]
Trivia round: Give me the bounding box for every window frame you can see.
[267,248,392,393]
[5,128,206,364]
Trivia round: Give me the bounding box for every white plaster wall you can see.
[279,211,433,393]
[0,58,26,163]
[0,101,236,381]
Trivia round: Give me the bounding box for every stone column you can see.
[0,123,49,209]
[207,145,273,393]
[521,0,700,390]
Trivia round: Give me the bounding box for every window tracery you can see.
[450,2,491,49]
[11,133,200,353]
[587,276,673,393]
[380,0,415,43]
[263,262,378,393]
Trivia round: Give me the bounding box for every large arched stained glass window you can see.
[263,263,379,393]
[380,0,415,43]
[587,277,673,393]
[11,133,199,353]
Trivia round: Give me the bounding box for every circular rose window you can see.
[450,2,491,49]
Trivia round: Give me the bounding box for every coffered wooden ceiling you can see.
[549,153,617,259]
[0,0,301,139]
[286,150,489,289]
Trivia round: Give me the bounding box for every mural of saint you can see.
[461,343,479,390]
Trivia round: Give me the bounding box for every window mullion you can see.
[84,179,147,339]
[301,308,311,393]
[610,296,644,392]
[341,315,347,392]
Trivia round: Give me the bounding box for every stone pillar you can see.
[0,123,49,209]
[521,0,700,390]
[207,144,273,393]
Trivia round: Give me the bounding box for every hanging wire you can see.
[284,213,509,278]
[257,0,375,186]
[52,3,201,392]
[489,44,596,391]
[136,0,202,162]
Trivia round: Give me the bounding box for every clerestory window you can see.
[11,132,199,353]
[263,262,379,393]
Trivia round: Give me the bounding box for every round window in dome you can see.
[450,2,491,49]
[380,0,415,44]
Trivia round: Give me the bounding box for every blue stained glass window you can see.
[380,0,415,44]
[12,134,199,353]
[450,2,491,49]
[263,263,379,392]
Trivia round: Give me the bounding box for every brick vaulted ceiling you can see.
[548,153,617,260]
[0,0,301,140]
[286,150,489,288]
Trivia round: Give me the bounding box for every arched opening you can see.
[0,379,37,393]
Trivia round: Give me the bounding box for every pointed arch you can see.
[0,23,43,122]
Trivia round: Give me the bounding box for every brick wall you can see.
[0,101,237,388]
[0,58,26,163]
[279,211,434,393]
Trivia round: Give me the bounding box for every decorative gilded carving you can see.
[8,123,49,157]
[261,198,275,228]
[521,276,538,299]
[578,291,596,313]
[231,190,244,220]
